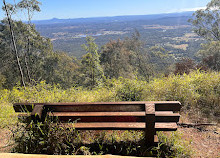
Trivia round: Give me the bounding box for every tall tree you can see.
[189,0,220,41]
[174,58,196,75]
[41,51,78,88]
[2,0,26,87]
[100,39,128,79]
[100,32,154,80]
[17,0,41,24]
[189,0,220,71]
[148,46,174,75]
[0,20,53,88]
[80,36,104,88]
[197,41,220,71]
[16,0,41,83]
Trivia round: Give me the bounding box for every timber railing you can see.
[13,101,181,147]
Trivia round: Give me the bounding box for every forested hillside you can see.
[0,0,220,157]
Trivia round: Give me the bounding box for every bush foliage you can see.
[1,70,219,122]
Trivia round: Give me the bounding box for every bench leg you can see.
[145,115,156,147]
[145,103,156,147]
[31,104,45,123]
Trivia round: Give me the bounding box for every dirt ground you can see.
[179,126,220,158]
[0,128,13,153]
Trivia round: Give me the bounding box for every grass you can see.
[156,131,193,157]
[0,103,17,128]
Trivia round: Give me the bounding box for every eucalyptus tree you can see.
[0,20,53,88]
[100,32,154,80]
[198,41,220,71]
[17,0,41,24]
[189,0,220,71]
[189,0,220,41]
[16,0,41,83]
[80,36,104,88]
[1,0,56,88]
[2,0,26,87]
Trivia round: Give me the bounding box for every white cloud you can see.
[179,7,206,12]
[166,7,206,13]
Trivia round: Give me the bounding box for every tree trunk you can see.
[3,0,26,88]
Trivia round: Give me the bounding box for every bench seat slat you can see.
[155,112,180,122]
[63,122,177,131]
[18,111,180,122]
[48,112,146,117]
[18,111,180,117]
[155,122,177,131]
[48,111,180,122]
[48,111,179,117]
[156,111,179,116]
[67,122,145,130]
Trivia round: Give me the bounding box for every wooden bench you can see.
[13,101,181,147]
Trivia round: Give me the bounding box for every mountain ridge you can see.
[32,11,194,25]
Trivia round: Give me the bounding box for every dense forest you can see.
[0,0,220,157]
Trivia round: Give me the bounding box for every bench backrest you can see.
[14,101,181,112]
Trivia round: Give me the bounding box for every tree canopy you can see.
[189,0,220,41]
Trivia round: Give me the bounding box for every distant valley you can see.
[34,11,204,59]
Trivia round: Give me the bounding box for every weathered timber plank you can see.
[155,102,181,111]
[19,111,180,122]
[13,104,35,112]
[145,103,155,115]
[67,122,146,130]
[155,122,177,131]
[48,112,146,117]
[61,122,177,131]
[48,112,145,122]
[155,111,180,122]
[14,101,181,106]
[145,103,156,146]
[13,101,181,112]
[48,111,179,116]
[45,104,144,112]
[31,104,44,122]
[20,111,179,117]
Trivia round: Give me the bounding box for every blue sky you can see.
[0,0,210,20]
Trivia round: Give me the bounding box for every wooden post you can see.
[145,103,156,147]
[31,104,44,123]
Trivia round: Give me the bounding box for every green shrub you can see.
[11,119,82,155]
[138,70,220,122]
[0,103,17,128]
[115,78,145,101]
[156,131,193,158]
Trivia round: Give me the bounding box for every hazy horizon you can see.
[30,11,196,22]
